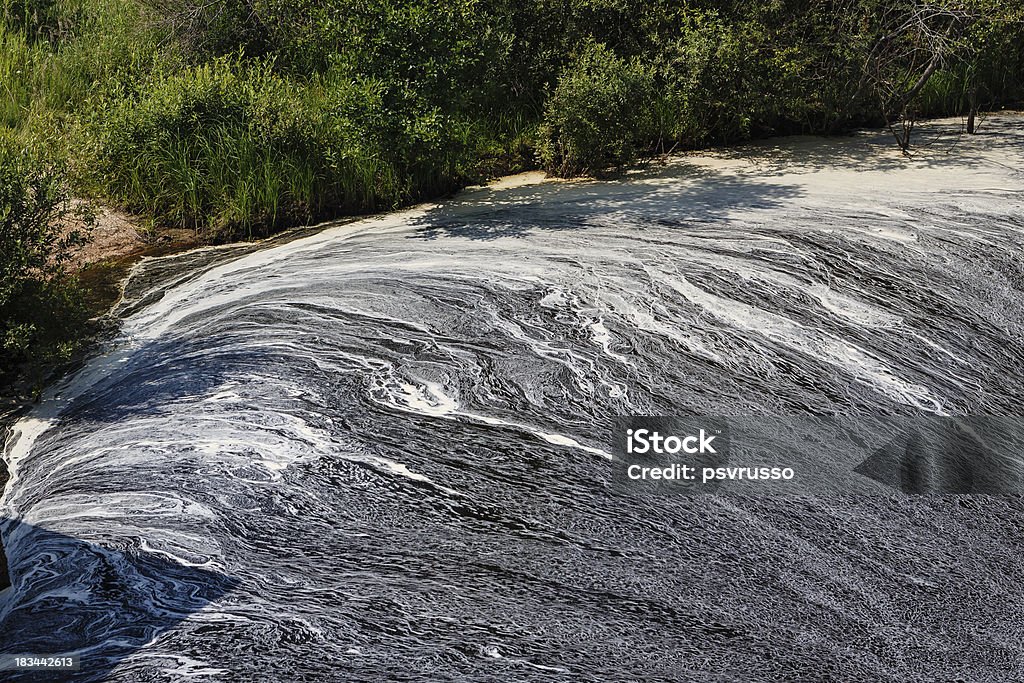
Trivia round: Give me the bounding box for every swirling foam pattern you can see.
[3,116,1024,681]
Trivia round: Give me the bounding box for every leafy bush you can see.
[538,41,655,176]
[0,131,91,386]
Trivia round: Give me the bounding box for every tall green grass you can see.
[2,0,163,167]
[87,59,482,240]
[919,59,1024,119]
[0,26,42,128]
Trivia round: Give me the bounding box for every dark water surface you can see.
[3,117,1024,681]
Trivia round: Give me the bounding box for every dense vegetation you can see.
[3,0,1022,237]
[1,0,1022,388]
[0,131,91,393]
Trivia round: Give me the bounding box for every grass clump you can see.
[87,58,483,240]
[88,58,354,238]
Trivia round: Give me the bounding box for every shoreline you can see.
[2,108,1020,428]
[2,108,1019,480]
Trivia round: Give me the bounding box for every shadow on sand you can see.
[409,163,806,241]
[703,112,1024,176]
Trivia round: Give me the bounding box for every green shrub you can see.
[653,14,799,146]
[538,41,655,177]
[0,131,91,386]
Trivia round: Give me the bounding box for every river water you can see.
[2,116,1024,681]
